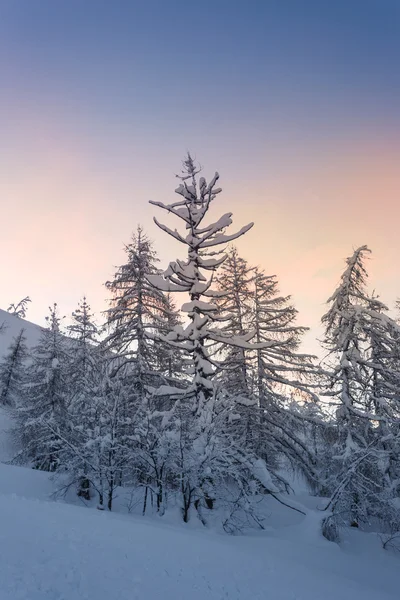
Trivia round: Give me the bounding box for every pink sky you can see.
[1,112,399,356]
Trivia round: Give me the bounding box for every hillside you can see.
[0,461,398,600]
[0,309,43,460]
[0,308,43,359]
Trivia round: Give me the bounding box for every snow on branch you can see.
[152,217,187,244]
[200,223,254,248]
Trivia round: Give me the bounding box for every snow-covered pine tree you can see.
[0,329,28,406]
[363,297,400,512]
[250,267,320,480]
[7,296,31,318]
[148,155,255,416]
[321,246,375,534]
[57,360,130,511]
[81,365,130,511]
[105,225,171,389]
[67,297,98,379]
[95,369,130,511]
[147,155,278,524]
[214,247,254,397]
[212,247,258,451]
[322,246,372,429]
[105,226,184,499]
[118,292,184,516]
[14,303,69,471]
[63,297,100,499]
[321,246,400,536]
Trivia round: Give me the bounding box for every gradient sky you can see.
[0,0,399,354]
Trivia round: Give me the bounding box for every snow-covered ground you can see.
[0,457,397,600]
[0,308,399,599]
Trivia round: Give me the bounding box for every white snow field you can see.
[0,458,398,600]
[0,309,399,599]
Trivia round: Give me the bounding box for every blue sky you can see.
[2,1,399,140]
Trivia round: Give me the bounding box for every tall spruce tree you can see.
[64,297,100,499]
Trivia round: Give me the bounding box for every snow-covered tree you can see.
[147,155,278,523]
[105,227,186,501]
[249,267,320,480]
[0,329,28,406]
[63,297,100,499]
[214,247,254,397]
[105,226,168,380]
[251,268,316,406]
[148,155,255,416]
[93,370,130,511]
[56,360,130,511]
[322,246,372,429]
[363,298,400,509]
[68,297,98,377]
[14,304,69,471]
[8,296,31,318]
[321,247,400,536]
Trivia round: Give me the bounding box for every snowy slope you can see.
[0,463,398,600]
[0,308,43,358]
[0,407,15,462]
[0,309,42,461]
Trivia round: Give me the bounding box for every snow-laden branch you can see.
[200,222,254,248]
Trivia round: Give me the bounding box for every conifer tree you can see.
[147,155,278,523]
[252,268,315,405]
[7,296,31,318]
[148,155,255,416]
[247,267,319,480]
[105,225,169,390]
[105,227,182,499]
[321,247,400,535]
[214,247,254,397]
[68,297,98,376]
[58,361,130,511]
[64,297,100,499]
[14,304,69,471]
[0,329,28,406]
